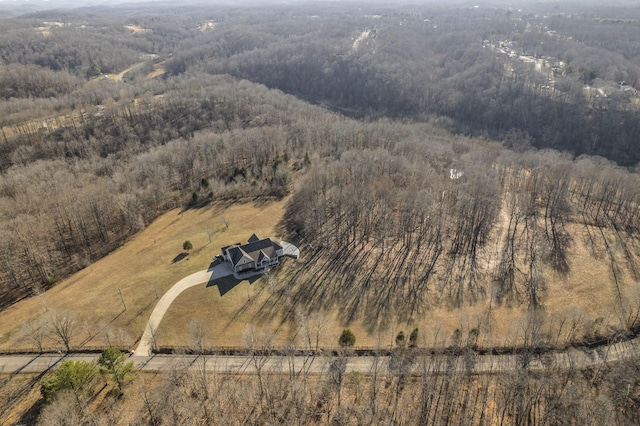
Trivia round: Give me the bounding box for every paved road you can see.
[133,264,233,356]
[3,335,640,376]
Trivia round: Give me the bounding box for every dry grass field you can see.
[124,25,151,34]
[0,195,637,354]
[0,199,288,352]
[131,224,640,351]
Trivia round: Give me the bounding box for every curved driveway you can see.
[134,263,233,356]
[133,241,298,357]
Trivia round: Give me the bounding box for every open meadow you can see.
[0,199,288,352]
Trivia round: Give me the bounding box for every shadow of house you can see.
[206,274,260,297]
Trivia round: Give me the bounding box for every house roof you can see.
[248,233,262,243]
[221,243,242,252]
[227,237,283,266]
[229,247,253,265]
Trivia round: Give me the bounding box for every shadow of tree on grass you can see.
[172,252,188,263]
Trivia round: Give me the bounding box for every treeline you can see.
[6,2,640,165]
[0,64,81,99]
[130,353,640,425]
[1,70,470,309]
[0,73,344,308]
[0,24,145,77]
[0,8,211,93]
[156,3,640,166]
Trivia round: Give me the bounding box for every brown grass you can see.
[146,65,166,80]
[159,218,634,351]
[0,199,287,351]
[0,196,636,353]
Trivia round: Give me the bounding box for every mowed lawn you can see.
[0,199,288,352]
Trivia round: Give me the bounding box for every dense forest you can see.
[2,1,640,325]
[281,142,640,321]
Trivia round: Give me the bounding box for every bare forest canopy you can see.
[7,351,640,425]
[4,1,639,164]
[282,143,640,332]
[2,0,640,322]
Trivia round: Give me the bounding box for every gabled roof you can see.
[229,247,253,265]
[241,238,282,255]
[221,243,242,252]
[227,237,283,267]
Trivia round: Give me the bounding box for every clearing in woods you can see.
[0,196,635,353]
[0,199,288,352]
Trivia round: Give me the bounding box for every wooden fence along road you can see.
[1,334,639,376]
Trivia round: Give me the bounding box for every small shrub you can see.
[41,360,97,403]
[452,329,462,346]
[233,166,247,179]
[338,329,356,348]
[44,276,57,288]
[409,328,419,348]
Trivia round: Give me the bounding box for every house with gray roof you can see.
[220,234,285,274]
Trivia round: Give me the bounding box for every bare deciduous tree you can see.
[49,312,76,352]
[23,318,47,353]
[187,319,207,354]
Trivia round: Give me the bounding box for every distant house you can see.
[450,169,464,180]
[221,234,285,274]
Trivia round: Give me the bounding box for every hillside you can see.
[0,0,639,349]
[3,1,640,424]
[3,1,640,310]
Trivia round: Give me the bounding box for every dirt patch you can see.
[198,21,217,32]
[124,25,151,34]
[146,65,166,80]
[34,22,64,37]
